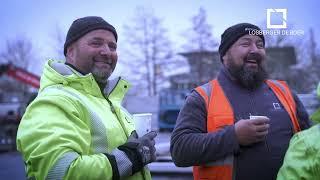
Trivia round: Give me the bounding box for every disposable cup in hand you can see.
[249,115,268,120]
[250,115,269,125]
[132,113,152,137]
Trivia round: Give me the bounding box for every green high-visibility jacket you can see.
[277,124,320,180]
[17,59,151,180]
[311,82,320,123]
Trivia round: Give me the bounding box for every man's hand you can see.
[235,117,270,146]
[118,131,157,174]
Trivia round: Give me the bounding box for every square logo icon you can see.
[267,9,287,29]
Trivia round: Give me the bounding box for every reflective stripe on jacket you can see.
[193,79,301,180]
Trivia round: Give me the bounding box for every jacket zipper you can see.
[104,81,130,138]
[104,80,147,180]
[106,98,116,114]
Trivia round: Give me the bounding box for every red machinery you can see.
[0,64,40,89]
[0,63,40,152]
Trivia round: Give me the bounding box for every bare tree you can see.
[0,36,33,68]
[183,7,218,51]
[182,7,218,84]
[309,28,317,64]
[122,7,177,96]
[303,28,320,92]
[283,28,320,93]
[0,36,35,95]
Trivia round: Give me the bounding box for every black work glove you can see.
[118,131,157,174]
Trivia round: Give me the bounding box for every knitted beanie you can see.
[218,23,265,62]
[64,16,118,56]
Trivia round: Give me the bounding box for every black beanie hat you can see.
[64,16,118,56]
[218,23,265,62]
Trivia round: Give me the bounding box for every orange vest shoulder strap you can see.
[206,79,234,132]
[193,79,234,180]
[195,79,234,132]
[195,82,211,110]
[266,80,301,133]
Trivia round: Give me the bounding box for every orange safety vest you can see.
[193,79,301,180]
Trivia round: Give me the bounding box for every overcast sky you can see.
[1,0,319,74]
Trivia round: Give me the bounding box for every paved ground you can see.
[0,151,26,180]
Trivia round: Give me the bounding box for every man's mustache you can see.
[245,53,263,64]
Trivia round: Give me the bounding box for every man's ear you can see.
[66,45,75,63]
[222,54,228,66]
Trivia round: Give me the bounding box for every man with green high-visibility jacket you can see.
[17,16,157,180]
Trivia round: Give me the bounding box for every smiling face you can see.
[66,29,118,85]
[222,34,268,89]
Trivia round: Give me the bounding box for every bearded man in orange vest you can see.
[170,23,311,180]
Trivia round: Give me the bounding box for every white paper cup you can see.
[249,115,268,120]
[132,113,152,137]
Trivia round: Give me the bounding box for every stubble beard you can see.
[92,65,111,86]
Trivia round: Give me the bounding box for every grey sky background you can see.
[0,0,319,75]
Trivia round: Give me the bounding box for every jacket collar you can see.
[44,60,130,103]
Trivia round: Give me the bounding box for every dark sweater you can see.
[170,68,311,180]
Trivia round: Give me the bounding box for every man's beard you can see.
[92,65,110,86]
[90,56,115,87]
[228,53,268,90]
